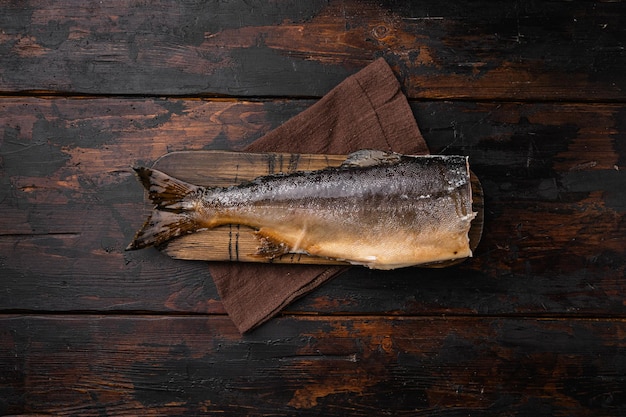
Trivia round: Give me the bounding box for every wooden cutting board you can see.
[146,150,484,267]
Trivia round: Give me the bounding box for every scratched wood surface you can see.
[1,1,625,416]
[0,0,624,100]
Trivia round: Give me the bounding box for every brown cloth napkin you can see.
[209,58,429,333]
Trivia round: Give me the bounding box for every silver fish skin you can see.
[127,150,476,269]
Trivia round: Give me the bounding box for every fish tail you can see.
[126,167,204,250]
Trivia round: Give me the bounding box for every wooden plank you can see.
[0,97,625,316]
[0,0,624,100]
[1,315,625,416]
[145,150,483,267]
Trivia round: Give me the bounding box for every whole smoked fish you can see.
[127,150,476,269]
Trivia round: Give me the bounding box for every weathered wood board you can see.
[144,150,483,267]
[2,315,626,416]
[1,0,625,415]
[0,98,624,317]
[0,1,624,100]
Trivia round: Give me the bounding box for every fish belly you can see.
[214,188,475,269]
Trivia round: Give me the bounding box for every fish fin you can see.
[133,167,201,210]
[126,210,198,250]
[341,150,401,168]
[252,230,291,259]
[126,167,203,250]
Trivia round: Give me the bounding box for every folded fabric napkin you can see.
[209,58,429,333]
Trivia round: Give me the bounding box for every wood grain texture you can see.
[1,1,625,415]
[0,0,624,99]
[0,98,624,316]
[1,315,625,416]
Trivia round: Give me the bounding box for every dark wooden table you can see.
[1,1,625,416]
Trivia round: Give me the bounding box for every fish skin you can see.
[127,151,476,270]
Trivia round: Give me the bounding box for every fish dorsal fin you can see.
[341,150,402,168]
